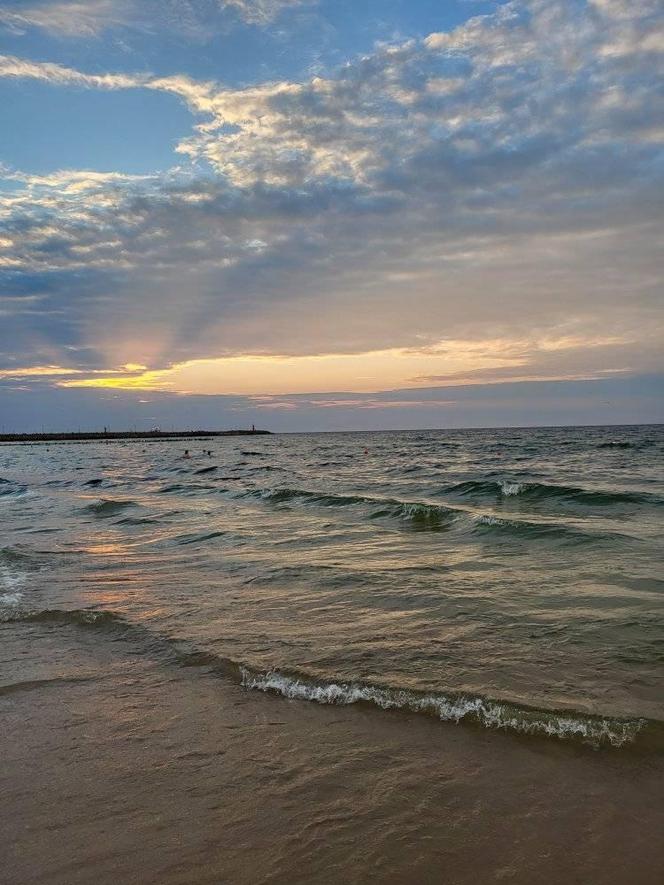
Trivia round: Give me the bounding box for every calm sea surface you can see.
[2,425,664,883]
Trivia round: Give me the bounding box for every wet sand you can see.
[3,621,663,885]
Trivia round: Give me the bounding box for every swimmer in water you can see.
[183,449,191,459]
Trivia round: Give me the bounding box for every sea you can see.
[2,425,663,884]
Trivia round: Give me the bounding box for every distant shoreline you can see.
[0,429,272,444]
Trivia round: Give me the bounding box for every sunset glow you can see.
[57,334,637,396]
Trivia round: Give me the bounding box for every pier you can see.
[0,429,272,443]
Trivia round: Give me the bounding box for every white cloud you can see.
[0,1,148,37]
[138,0,664,187]
[589,0,662,20]
[221,0,314,25]
[0,0,313,37]
[0,53,144,88]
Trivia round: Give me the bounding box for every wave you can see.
[0,544,54,570]
[470,514,616,544]
[371,501,458,530]
[1,545,33,566]
[240,668,645,749]
[1,608,125,628]
[244,464,285,472]
[247,488,371,507]
[172,530,226,546]
[0,549,27,603]
[0,478,28,497]
[81,498,137,517]
[242,487,622,542]
[158,482,218,495]
[1,606,653,749]
[445,479,658,506]
[0,675,94,697]
[194,465,218,475]
[597,440,658,450]
[243,487,458,530]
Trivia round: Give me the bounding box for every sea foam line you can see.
[239,668,644,748]
[1,605,648,749]
[0,562,27,606]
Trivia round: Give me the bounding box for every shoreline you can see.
[4,617,664,885]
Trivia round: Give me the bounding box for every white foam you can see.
[475,514,504,526]
[0,564,27,605]
[240,668,642,747]
[0,565,26,589]
[500,481,525,496]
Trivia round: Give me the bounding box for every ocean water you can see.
[2,425,664,883]
[2,424,663,739]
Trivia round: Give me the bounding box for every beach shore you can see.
[3,619,663,885]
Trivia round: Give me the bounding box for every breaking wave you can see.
[243,487,458,530]
[81,498,137,517]
[0,606,654,749]
[0,548,27,604]
[242,487,625,542]
[445,479,658,506]
[471,513,622,544]
[597,440,658,450]
[240,668,645,749]
[0,478,28,497]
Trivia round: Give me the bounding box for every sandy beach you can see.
[3,616,664,885]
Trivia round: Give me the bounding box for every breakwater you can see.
[0,429,271,443]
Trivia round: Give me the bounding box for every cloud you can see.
[221,0,314,26]
[0,364,83,378]
[0,52,144,87]
[0,1,139,37]
[0,0,314,38]
[0,0,662,403]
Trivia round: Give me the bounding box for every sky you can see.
[0,0,662,432]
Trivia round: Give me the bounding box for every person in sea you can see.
[183,450,191,459]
